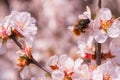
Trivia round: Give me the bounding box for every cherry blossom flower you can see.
[20,64,43,80]
[92,60,120,80]
[92,8,120,43]
[72,58,92,80]
[51,70,64,80]
[3,11,37,38]
[0,11,37,54]
[77,32,95,59]
[47,55,94,80]
[110,37,120,65]
[47,54,68,71]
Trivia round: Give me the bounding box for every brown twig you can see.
[11,34,50,74]
[30,58,50,74]
[98,0,102,8]
[11,35,23,49]
[95,0,102,66]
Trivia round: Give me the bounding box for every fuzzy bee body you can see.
[72,18,90,36]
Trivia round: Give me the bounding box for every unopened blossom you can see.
[17,43,33,68]
[92,8,120,43]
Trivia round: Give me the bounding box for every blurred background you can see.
[0,0,120,80]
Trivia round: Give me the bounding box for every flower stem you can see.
[11,35,50,74]
[11,35,23,49]
[30,58,51,74]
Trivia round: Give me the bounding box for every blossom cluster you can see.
[0,4,120,80]
[0,11,37,54]
[20,54,120,80]
[69,7,120,66]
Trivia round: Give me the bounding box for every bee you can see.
[72,18,90,36]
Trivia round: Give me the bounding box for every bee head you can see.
[78,18,90,29]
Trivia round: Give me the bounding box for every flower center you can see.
[100,19,113,32]
[15,21,24,31]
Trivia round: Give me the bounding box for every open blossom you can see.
[47,55,94,80]
[92,60,120,80]
[77,32,95,59]
[0,11,37,44]
[47,54,68,70]
[110,37,120,65]
[92,8,120,43]
[0,11,37,54]
[3,11,37,38]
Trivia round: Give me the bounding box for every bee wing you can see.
[78,6,91,20]
[83,6,91,19]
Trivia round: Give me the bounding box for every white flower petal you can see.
[112,57,120,65]
[18,12,31,23]
[110,37,120,55]
[92,70,103,80]
[94,30,108,43]
[101,39,111,53]
[108,21,120,38]
[110,37,120,65]
[58,54,68,66]
[77,41,86,54]
[63,57,74,71]
[98,8,112,21]
[87,36,94,48]
[74,58,83,69]
[47,55,58,66]
[52,70,64,80]
[83,6,91,19]
[92,19,101,31]
[20,66,31,80]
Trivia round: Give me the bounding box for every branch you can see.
[11,35,23,49]
[95,42,101,65]
[30,58,51,74]
[95,0,102,66]
[98,0,102,8]
[11,34,50,74]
